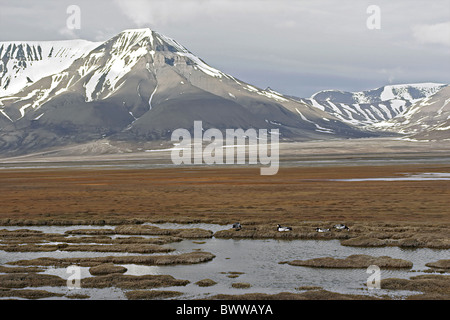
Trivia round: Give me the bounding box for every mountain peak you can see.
[120,28,154,34]
[108,28,191,56]
[109,28,155,48]
[117,28,155,42]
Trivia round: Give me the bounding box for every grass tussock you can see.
[66,293,90,299]
[0,273,66,288]
[0,289,64,299]
[283,254,413,269]
[0,266,44,273]
[114,225,213,239]
[425,259,450,270]
[81,274,189,289]
[89,264,127,276]
[380,275,450,299]
[296,286,322,291]
[214,226,349,241]
[208,290,380,300]
[65,229,115,235]
[9,251,216,267]
[231,282,252,289]
[125,290,183,300]
[220,271,244,278]
[195,279,217,287]
[340,237,387,247]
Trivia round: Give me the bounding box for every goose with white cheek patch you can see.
[333,224,349,231]
[315,228,331,232]
[232,223,242,231]
[277,224,292,232]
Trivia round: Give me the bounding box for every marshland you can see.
[0,157,449,299]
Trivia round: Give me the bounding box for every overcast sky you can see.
[0,0,449,97]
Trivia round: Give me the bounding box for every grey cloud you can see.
[0,0,448,97]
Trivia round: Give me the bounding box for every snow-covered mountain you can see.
[0,28,369,155]
[0,40,100,97]
[372,85,450,140]
[295,83,447,127]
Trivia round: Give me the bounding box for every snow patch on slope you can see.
[0,40,100,97]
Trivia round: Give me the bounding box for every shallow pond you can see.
[328,172,450,182]
[0,223,448,300]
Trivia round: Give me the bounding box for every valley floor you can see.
[0,160,449,225]
[0,138,449,300]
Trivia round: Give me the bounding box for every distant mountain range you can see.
[292,83,450,141]
[372,85,450,140]
[0,28,448,156]
[293,83,447,127]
